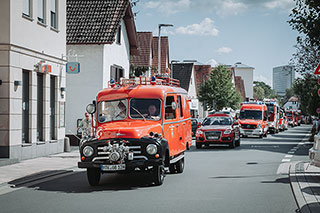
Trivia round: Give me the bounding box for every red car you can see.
[196,114,240,149]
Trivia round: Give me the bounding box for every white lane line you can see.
[285,155,293,158]
[276,163,291,174]
[288,151,295,154]
[282,159,291,162]
[298,142,304,145]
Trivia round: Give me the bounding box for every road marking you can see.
[276,163,291,174]
[288,151,295,154]
[298,142,304,145]
[285,155,293,158]
[282,159,291,162]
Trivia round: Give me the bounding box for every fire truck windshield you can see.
[98,99,128,123]
[267,105,274,114]
[239,110,262,120]
[130,98,161,120]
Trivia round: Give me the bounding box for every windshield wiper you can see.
[130,106,146,121]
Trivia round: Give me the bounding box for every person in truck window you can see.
[146,104,159,120]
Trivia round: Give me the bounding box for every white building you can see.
[65,0,138,143]
[233,62,254,100]
[284,97,300,110]
[0,0,66,160]
[273,65,295,96]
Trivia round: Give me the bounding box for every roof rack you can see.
[108,75,180,88]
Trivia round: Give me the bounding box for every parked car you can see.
[195,113,240,149]
[78,76,192,186]
[310,133,320,167]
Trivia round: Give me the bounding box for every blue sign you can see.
[66,62,80,74]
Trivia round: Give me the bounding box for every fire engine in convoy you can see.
[239,102,269,138]
[78,76,192,186]
[264,100,280,134]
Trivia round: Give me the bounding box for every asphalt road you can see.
[0,125,313,213]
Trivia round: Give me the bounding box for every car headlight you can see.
[83,146,94,157]
[196,130,203,135]
[224,129,232,134]
[146,144,158,155]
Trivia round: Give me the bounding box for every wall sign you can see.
[66,62,80,74]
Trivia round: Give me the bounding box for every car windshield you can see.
[98,99,128,123]
[239,110,262,120]
[129,99,161,120]
[267,105,274,113]
[202,117,232,126]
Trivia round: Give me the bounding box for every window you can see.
[116,25,121,44]
[50,0,57,29]
[130,99,161,120]
[37,0,45,23]
[110,65,124,83]
[22,71,30,143]
[23,0,32,17]
[37,73,44,141]
[177,95,183,117]
[98,99,128,123]
[50,76,56,140]
[165,96,176,120]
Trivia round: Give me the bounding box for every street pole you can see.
[158,24,173,74]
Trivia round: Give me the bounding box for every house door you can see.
[37,73,44,141]
[50,76,56,140]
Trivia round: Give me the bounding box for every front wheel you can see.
[176,158,184,173]
[196,142,202,149]
[87,168,101,186]
[229,138,235,148]
[153,165,165,186]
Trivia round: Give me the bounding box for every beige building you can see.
[0,0,66,160]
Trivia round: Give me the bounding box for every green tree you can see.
[292,73,320,115]
[198,65,241,111]
[253,81,279,99]
[253,86,265,100]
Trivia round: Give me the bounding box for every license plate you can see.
[101,164,126,171]
[207,136,219,140]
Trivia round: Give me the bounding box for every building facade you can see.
[65,0,138,141]
[232,62,254,100]
[0,0,67,160]
[273,65,295,96]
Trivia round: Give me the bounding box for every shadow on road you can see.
[24,170,168,193]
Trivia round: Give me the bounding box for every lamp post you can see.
[170,60,179,79]
[158,24,173,74]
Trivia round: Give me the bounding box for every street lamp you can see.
[158,24,174,74]
[170,60,179,79]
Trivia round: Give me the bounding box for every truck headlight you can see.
[146,144,158,155]
[83,146,94,157]
[224,129,232,134]
[196,130,203,135]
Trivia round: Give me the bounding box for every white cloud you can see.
[207,59,218,67]
[217,47,233,54]
[175,18,219,36]
[217,0,248,16]
[145,0,190,15]
[263,0,294,10]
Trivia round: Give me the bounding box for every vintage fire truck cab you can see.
[78,76,192,186]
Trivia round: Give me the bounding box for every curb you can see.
[289,162,311,213]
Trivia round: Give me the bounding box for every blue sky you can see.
[133,0,299,87]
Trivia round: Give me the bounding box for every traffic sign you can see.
[317,108,320,114]
[66,62,80,74]
[314,63,320,75]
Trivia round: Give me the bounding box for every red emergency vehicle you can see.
[78,76,192,186]
[239,102,268,138]
[265,101,280,134]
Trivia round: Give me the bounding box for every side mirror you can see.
[86,103,96,114]
[171,102,177,110]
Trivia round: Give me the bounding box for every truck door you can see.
[163,95,179,156]
[177,95,185,150]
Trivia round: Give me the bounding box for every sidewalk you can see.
[0,147,80,186]
[290,162,320,213]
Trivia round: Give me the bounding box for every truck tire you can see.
[196,143,202,149]
[153,165,165,186]
[176,158,184,173]
[87,168,101,186]
[169,164,176,174]
[229,138,235,148]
